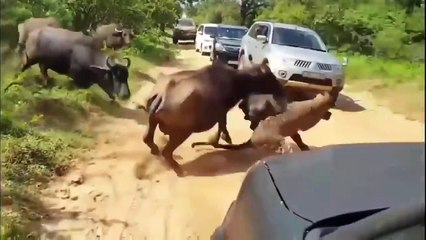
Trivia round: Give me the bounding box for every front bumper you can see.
[173,31,196,40]
[216,51,239,65]
[271,63,345,92]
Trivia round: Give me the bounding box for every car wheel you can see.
[200,44,203,55]
[172,37,178,44]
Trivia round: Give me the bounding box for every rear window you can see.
[178,19,195,26]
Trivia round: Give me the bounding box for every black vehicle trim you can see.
[263,160,314,224]
[302,207,389,239]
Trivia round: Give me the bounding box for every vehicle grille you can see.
[289,74,332,86]
[294,60,312,68]
[317,63,332,71]
[224,46,240,53]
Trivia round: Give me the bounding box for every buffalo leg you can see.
[291,133,310,151]
[191,116,232,148]
[39,64,53,87]
[21,58,38,73]
[219,116,232,144]
[162,131,191,177]
[143,116,160,155]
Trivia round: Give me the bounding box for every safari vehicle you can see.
[210,24,248,67]
[211,142,425,240]
[172,18,197,44]
[238,21,346,93]
[195,23,218,55]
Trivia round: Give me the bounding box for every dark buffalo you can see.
[20,26,131,100]
[142,59,284,177]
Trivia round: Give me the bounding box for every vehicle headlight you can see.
[333,64,343,71]
[215,43,225,51]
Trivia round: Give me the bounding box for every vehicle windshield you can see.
[271,27,326,52]
[178,19,195,27]
[204,26,217,35]
[217,27,247,39]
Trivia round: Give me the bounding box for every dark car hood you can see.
[266,142,425,222]
[216,37,241,46]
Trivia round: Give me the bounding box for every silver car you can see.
[238,21,346,92]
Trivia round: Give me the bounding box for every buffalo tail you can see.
[147,94,164,115]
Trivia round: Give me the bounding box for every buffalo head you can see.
[112,27,135,48]
[242,58,284,95]
[89,56,132,101]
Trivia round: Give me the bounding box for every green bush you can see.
[1,133,72,184]
[336,53,424,88]
[373,28,407,59]
[129,31,177,64]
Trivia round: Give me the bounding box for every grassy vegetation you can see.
[0,32,176,239]
[336,53,425,122]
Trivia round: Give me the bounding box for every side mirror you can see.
[198,31,203,35]
[256,35,267,43]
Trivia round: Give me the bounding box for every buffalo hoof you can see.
[150,146,160,155]
[323,111,332,120]
[174,168,185,177]
[220,133,233,144]
[299,145,310,151]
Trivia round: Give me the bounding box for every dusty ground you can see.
[39,48,425,240]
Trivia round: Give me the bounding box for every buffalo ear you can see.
[89,65,110,75]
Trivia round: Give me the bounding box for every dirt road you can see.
[39,49,424,240]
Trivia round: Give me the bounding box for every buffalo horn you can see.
[114,27,123,33]
[122,57,131,68]
[106,57,114,68]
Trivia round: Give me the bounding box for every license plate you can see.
[228,60,238,65]
[302,71,325,79]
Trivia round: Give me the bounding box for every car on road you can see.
[238,21,346,93]
[210,24,248,67]
[211,142,425,240]
[195,23,218,55]
[172,18,197,44]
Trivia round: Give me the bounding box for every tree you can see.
[240,0,268,26]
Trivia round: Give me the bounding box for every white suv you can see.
[238,21,346,92]
[195,23,218,55]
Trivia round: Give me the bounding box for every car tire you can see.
[200,44,203,55]
[172,37,178,44]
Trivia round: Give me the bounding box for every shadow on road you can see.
[93,99,149,125]
[334,93,366,112]
[182,142,318,177]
